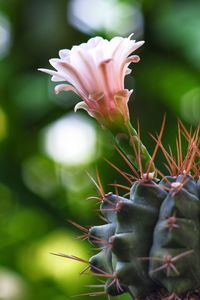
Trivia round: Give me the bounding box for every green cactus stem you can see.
[88,175,200,300]
[107,120,156,175]
[60,123,199,300]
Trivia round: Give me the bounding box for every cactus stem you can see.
[100,208,118,212]
[68,219,114,248]
[103,195,119,207]
[114,145,140,180]
[139,250,194,276]
[150,259,179,277]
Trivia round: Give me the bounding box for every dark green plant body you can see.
[88,175,200,299]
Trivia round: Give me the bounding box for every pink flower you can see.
[39,34,144,128]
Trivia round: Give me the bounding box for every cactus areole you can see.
[40,35,200,299]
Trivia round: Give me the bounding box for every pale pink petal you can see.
[126,55,140,63]
[39,33,144,125]
[38,68,65,81]
[79,36,103,50]
[98,59,117,97]
[89,39,111,65]
[121,41,144,64]
[59,49,70,61]
[109,36,124,56]
[120,55,141,85]
[71,48,103,92]
[52,75,65,82]
[128,33,134,40]
[49,59,89,97]
[54,84,78,95]
[70,48,98,92]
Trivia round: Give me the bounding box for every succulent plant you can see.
[40,34,200,299]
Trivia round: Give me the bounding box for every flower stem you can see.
[108,121,156,176]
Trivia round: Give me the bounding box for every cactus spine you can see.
[65,124,200,300]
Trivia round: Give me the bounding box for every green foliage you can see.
[0,0,200,299]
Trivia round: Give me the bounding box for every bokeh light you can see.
[0,268,27,300]
[1,1,200,300]
[17,230,89,292]
[43,114,97,166]
[0,14,11,59]
[181,88,200,124]
[153,1,200,69]
[0,107,7,141]
[68,0,144,36]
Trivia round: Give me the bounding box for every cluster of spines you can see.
[54,121,199,300]
[149,174,200,295]
[89,181,167,298]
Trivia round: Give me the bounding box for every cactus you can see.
[60,123,200,300]
[88,175,200,300]
[40,34,200,299]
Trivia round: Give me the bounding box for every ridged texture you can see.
[88,175,200,299]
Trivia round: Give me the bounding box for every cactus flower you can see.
[39,35,157,174]
[39,34,144,128]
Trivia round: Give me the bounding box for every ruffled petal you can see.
[49,59,89,97]
[39,33,144,125]
[59,49,70,61]
[54,84,78,95]
[74,101,89,113]
[38,68,65,81]
[79,36,103,50]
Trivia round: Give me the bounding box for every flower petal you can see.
[54,84,78,95]
[74,101,89,112]
[59,49,70,60]
[38,68,65,81]
[49,59,89,98]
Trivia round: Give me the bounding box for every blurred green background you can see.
[0,0,200,299]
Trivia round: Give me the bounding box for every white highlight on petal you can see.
[126,55,141,64]
[54,84,77,94]
[59,49,70,60]
[38,68,65,81]
[74,101,89,112]
[43,114,97,165]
